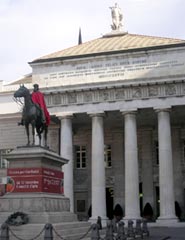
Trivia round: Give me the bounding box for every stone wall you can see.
[0,117,25,149]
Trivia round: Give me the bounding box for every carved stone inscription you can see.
[40,51,185,85]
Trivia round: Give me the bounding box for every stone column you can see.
[123,111,140,220]
[59,115,74,212]
[90,113,107,224]
[156,109,177,223]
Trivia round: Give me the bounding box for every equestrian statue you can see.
[14,84,50,147]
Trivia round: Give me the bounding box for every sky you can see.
[0,0,185,83]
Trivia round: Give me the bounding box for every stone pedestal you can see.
[0,146,78,224]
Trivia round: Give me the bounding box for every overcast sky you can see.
[1,0,185,83]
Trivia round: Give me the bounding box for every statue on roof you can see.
[110,3,123,31]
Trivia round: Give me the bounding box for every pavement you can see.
[99,223,185,240]
[147,223,185,240]
[148,227,185,239]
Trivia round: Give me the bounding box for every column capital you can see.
[120,109,137,116]
[154,107,171,113]
[88,112,105,118]
[56,112,73,120]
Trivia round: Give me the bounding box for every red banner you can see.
[8,168,41,176]
[7,167,64,194]
[11,176,42,192]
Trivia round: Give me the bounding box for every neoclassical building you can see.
[1,7,185,224]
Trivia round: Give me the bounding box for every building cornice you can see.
[45,79,185,108]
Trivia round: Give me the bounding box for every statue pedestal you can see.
[0,146,77,224]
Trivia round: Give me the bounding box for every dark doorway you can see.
[106,187,114,219]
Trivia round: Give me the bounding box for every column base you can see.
[124,215,141,220]
[89,216,108,227]
[156,216,179,225]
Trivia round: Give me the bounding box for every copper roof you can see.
[31,33,185,63]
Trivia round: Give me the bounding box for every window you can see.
[0,149,11,169]
[154,141,159,165]
[75,145,87,169]
[104,145,112,167]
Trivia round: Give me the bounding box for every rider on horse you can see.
[14,84,49,146]
[18,84,50,126]
[31,84,50,126]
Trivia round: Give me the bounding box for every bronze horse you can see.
[14,85,48,146]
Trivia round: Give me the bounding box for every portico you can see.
[52,102,183,223]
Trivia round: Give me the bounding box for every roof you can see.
[31,32,185,64]
[7,74,32,85]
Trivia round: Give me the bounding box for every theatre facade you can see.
[1,26,185,223]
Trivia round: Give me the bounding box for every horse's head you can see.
[14,85,30,98]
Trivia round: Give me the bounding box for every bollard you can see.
[127,220,135,240]
[105,220,114,240]
[112,218,117,233]
[91,223,100,240]
[135,219,143,239]
[142,219,149,237]
[116,221,126,240]
[97,216,102,230]
[44,223,53,240]
[0,223,9,240]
